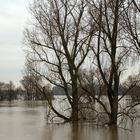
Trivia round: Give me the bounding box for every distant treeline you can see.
[0,80,53,101]
[0,81,24,101]
[0,74,140,101]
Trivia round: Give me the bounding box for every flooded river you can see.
[0,101,139,140]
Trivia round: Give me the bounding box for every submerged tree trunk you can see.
[71,74,79,122]
[108,76,119,126]
[109,100,118,126]
[71,102,78,122]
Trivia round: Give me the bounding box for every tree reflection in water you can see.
[109,126,119,140]
[71,124,80,140]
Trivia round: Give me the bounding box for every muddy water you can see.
[0,101,139,140]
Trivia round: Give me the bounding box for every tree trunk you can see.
[109,101,118,126]
[71,75,79,122]
[108,89,118,126]
[71,101,78,122]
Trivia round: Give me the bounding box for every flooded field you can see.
[0,100,139,140]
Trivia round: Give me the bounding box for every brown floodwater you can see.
[0,100,139,140]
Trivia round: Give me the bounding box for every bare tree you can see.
[0,82,5,99]
[5,81,16,101]
[21,58,44,100]
[122,0,140,54]
[24,0,94,122]
[87,0,139,126]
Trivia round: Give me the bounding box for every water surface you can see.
[0,101,139,140]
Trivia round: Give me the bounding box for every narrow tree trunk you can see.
[71,101,78,122]
[109,90,118,126]
[109,101,118,126]
[71,75,79,122]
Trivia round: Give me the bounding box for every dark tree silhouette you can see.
[24,0,94,122]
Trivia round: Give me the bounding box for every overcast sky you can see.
[0,0,139,87]
[0,0,30,86]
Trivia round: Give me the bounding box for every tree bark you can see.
[71,74,79,122]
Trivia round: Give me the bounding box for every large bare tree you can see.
[24,0,94,122]
[86,0,140,126]
[122,0,140,54]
